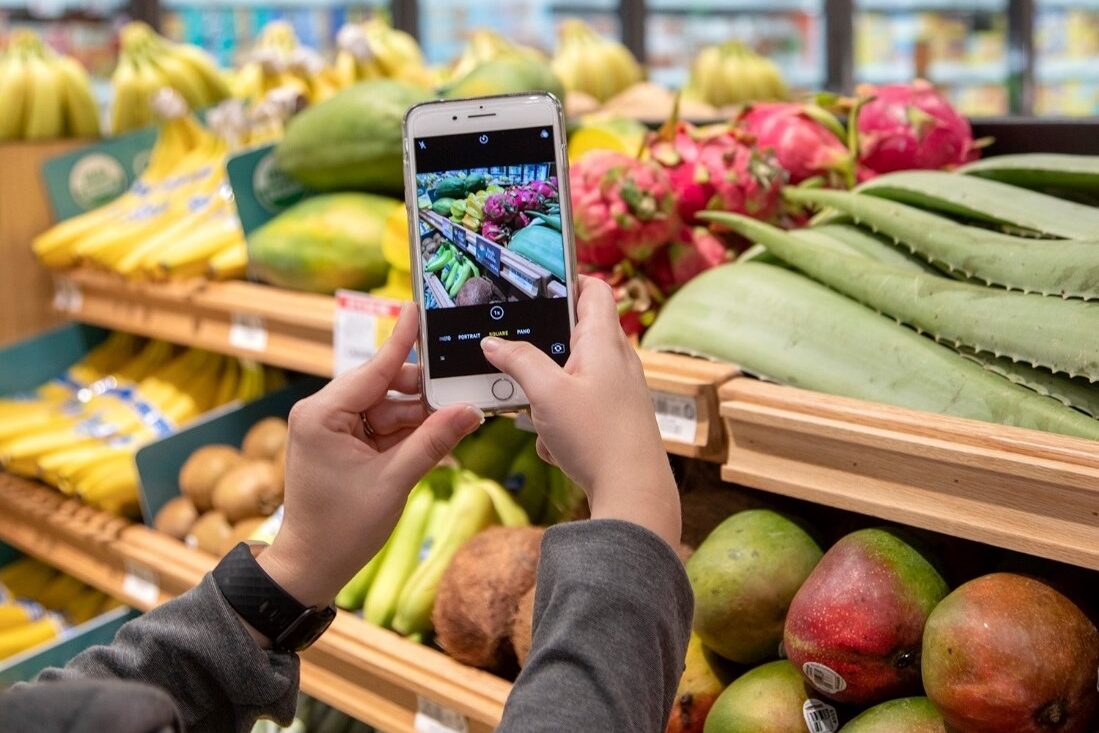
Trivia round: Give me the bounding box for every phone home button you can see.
[491,378,515,401]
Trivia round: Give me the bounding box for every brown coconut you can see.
[211,461,283,523]
[179,445,245,512]
[242,417,288,460]
[510,584,537,668]
[433,526,543,671]
[154,496,198,540]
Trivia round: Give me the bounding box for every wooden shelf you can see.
[52,268,734,460]
[719,378,1099,571]
[0,475,510,732]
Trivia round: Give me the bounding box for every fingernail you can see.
[454,405,485,434]
[481,336,502,354]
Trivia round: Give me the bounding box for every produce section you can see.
[1,8,1098,733]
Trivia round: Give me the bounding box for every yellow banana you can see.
[0,49,30,140]
[54,55,100,138]
[23,52,64,139]
[0,559,57,599]
[207,241,247,280]
[0,603,41,630]
[147,51,209,111]
[36,574,87,611]
[0,617,64,660]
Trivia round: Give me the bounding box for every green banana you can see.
[447,260,473,298]
[425,248,453,273]
[334,538,390,611]
[391,474,496,636]
[363,481,435,628]
[467,472,529,527]
[504,437,549,521]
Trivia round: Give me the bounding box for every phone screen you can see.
[412,126,572,380]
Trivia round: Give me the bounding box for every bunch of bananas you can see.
[0,557,124,660]
[551,19,643,103]
[111,21,230,134]
[448,28,542,84]
[231,21,343,106]
[0,331,280,515]
[33,96,249,282]
[334,16,437,90]
[684,40,789,107]
[0,29,100,141]
[335,419,584,639]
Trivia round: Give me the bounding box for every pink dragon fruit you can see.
[484,193,508,223]
[738,102,854,186]
[515,186,543,212]
[589,262,665,338]
[856,80,979,176]
[481,221,509,243]
[571,150,678,266]
[648,121,785,226]
[530,179,557,200]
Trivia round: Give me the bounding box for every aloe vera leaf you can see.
[960,154,1099,192]
[956,347,1099,419]
[859,170,1099,240]
[783,187,1099,300]
[797,224,941,275]
[641,262,1099,440]
[737,242,784,266]
[705,211,1099,381]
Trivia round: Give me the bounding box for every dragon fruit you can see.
[530,179,557,200]
[648,122,785,227]
[480,221,509,243]
[647,226,731,292]
[484,193,508,223]
[856,80,979,176]
[589,262,665,337]
[571,150,678,266]
[515,186,543,212]
[738,102,853,186]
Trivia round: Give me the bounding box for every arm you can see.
[499,520,693,733]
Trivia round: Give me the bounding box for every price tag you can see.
[414,696,468,733]
[476,237,501,276]
[229,314,268,352]
[122,561,160,607]
[333,290,404,375]
[802,699,840,733]
[651,391,698,444]
[453,226,467,249]
[52,277,83,313]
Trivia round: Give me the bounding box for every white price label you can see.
[414,696,468,733]
[803,662,847,695]
[333,290,403,375]
[803,699,840,733]
[122,562,160,607]
[229,314,268,352]
[651,391,698,444]
[52,277,83,313]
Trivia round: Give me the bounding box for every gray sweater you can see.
[1,520,692,733]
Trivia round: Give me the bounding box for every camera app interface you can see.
[414,126,570,379]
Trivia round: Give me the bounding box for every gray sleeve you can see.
[31,574,299,733]
[498,519,694,733]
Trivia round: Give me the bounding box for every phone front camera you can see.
[452,115,457,120]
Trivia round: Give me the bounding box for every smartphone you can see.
[402,93,578,413]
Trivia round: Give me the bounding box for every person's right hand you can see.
[480,276,680,548]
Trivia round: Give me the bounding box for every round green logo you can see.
[68,153,127,210]
[254,152,305,213]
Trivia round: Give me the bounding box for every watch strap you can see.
[212,542,335,653]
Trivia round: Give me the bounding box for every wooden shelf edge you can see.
[718,378,1099,570]
[0,474,509,732]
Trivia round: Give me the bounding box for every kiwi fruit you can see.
[218,517,269,555]
[242,417,288,460]
[510,583,536,668]
[154,496,198,540]
[211,461,283,523]
[432,526,543,671]
[179,445,245,512]
[189,511,233,555]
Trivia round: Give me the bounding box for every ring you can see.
[359,410,376,438]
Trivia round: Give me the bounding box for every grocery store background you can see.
[4,0,1098,116]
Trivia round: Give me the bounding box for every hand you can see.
[480,276,680,548]
[257,304,484,609]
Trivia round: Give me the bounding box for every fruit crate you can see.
[718,376,1099,571]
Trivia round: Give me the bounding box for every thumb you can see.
[384,404,483,486]
[481,337,561,401]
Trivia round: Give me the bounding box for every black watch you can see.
[212,542,336,653]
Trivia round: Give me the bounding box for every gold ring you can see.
[359,410,375,437]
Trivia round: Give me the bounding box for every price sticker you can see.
[229,314,268,352]
[651,391,698,444]
[803,699,840,733]
[414,696,468,733]
[333,290,404,375]
[122,561,160,607]
[52,277,83,313]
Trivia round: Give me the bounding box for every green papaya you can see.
[275,79,432,194]
[431,197,456,216]
[249,193,397,294]
[435,177,467,200]
[463,172,487,195]
[442,56,566,103]
[509,222,566,280]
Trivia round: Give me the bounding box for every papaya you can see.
[381,203,412,272]
[275,80,432,194]
[249,193,398,294]
[509,222,566,280]
[442,56,566,103]
[436,177,467,200]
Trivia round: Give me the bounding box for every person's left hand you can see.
[256,303,483,609]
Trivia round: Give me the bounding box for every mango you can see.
[687,509,822,664]
[704,660,839,733]
[838,697,945,732]
[784,528,948,706]
[922,573,1099,733]
[666,633,737,733]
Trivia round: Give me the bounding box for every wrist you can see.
[257,534,338,609]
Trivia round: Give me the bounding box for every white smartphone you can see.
[402,93,578,413]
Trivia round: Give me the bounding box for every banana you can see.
[335,540,390,611]
[0,617,64,660]
[23,51,64,139]
[391,474,496,636]
[0,559,57,599]
[64,588,107,625]
[0,48,30,140]
[36,573,86,611]
[207,241,248,280]
[468,473,529,527]
[363,482,435,628]
[148,51,209,111]
[167,43,231,102]
[551,19,642,103]
[110,53,142,134]
[54,55,101,138]
[0,602,42,630]
[214,356,240,406]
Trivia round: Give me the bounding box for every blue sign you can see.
[477,237,502,276]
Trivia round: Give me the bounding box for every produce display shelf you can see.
[0,474,510,733]
[52,268,735,460]
[718,378,1099,571]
